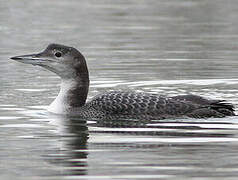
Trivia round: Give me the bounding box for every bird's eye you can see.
[55,52,62,58]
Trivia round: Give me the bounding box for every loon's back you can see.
[79,91,235,120]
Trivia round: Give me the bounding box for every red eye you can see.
[55,52,62,58]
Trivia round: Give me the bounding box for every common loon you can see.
[11,44,235,120]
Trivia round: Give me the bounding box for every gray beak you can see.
[11,53,53,66]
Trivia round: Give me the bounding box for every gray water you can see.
[1,0,238,179]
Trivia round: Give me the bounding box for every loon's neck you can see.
[48,77,89,114]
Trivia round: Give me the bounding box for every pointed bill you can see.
[11,53,53,65]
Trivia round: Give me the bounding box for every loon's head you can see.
[11,44,88,80]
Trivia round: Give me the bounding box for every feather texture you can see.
[71,91,235,120]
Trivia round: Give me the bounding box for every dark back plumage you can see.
[80,91,235,120]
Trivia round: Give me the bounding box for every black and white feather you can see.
[79,91,235,120]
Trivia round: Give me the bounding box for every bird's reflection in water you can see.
[45,115,89,176]
[44,116,151,177]
[93,118,235,138]
[44,115,235,178]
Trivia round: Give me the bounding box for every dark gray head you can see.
[11,44,89,80]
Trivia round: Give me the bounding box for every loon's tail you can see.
[210,100,235,116]
[172,94,235,116]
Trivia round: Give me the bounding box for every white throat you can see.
[48,79,77,114]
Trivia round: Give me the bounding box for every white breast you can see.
[47,80,76,114]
